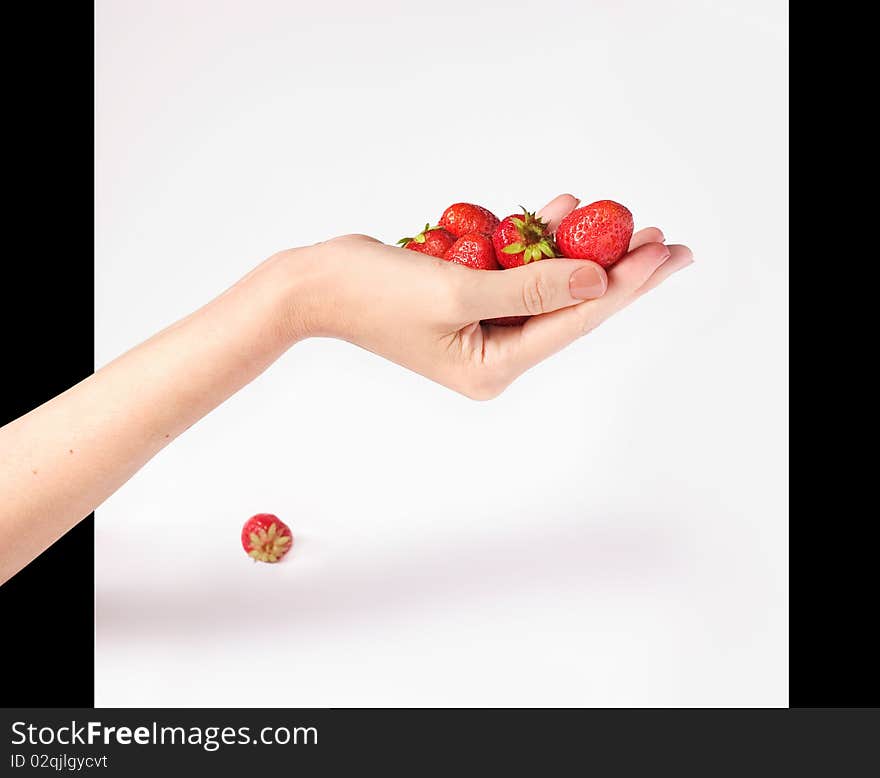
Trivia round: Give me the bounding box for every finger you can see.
[601,241,675,305]
[536,193,580,232]
[634,244,693,296]
[629,226,664,250]
[509,241,672,368]
[463,258,608,320]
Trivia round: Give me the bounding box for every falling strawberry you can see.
[241,513,293,563]
[443,232,500,270]
[397,224,456,258]
[439,203,500,238]
[555,200,634,268]
[492,208,557,269]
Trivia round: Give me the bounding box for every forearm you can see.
[0,248,316,584]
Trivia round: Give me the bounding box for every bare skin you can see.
[0,194,692,584]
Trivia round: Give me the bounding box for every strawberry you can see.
[492,208,557,269]
[241,513,293,563]
[443,232,500,270]
[397,224,456,258]
[555,200,634,268]
[439,203,500,238]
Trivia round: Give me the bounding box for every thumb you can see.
[466,259,608,320]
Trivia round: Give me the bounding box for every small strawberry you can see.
[439,203,500,238]
[241,513,293,563]
[492,208,557,269]
[397,224,456,258]
[443,232,500,270]
[555,200,634,268]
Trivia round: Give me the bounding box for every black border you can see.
[0,3,95,706]
[786,43,877,706]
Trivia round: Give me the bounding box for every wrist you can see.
[249,243,337,346]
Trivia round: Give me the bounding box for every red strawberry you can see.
[443,232,500,270]
[555,200,634,268]
[439,203,500,238]
[492,208,557,269]
[397,224,456,258]
[241,513,293,563]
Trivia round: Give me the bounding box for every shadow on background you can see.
[96,513,687,642]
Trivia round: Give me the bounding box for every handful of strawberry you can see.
[398,198,634,324]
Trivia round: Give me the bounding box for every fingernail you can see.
[569,264,607,300]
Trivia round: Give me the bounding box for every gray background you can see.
[95,0,789,706]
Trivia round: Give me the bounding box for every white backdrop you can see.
[95,0,789,706]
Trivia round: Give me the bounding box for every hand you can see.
[282,194,693,399]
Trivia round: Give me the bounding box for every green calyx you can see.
[500,206,557,263]
[397,223,442,247]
